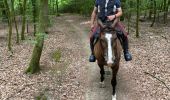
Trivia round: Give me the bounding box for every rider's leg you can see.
[115,22,132,61]
[121,34,132,61]
[89,26,100,62]
[89,34,96,62]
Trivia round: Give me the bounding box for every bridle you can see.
[97,19,118,64]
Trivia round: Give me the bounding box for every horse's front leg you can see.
[98,64,105,88]
[111,65,119,100]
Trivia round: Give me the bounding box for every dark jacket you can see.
[95,0,121,22]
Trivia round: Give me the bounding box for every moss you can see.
[25,65,40,74]
[52,50,61,62]
[35,94,47,100]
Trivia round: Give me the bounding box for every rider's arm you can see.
[107,8,122,20]
[108,0,122,20]
[115,8,122,18]
[90,7,98,29]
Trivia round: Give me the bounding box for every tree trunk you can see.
[11,0,19,44]
[157,10,160,22]
[136,0,139,38]
[143,10,147,19]
[26,0,48,74]
[56,0,59,16]
[31,0,38,35]
[127,1,132,34]
[150,0,156,27]
[4,0,13,51]
[18,0,23,14]
[0,0,7,21]
[163,0,167,23]
[149,0,153,19]
[44,0,49,32]
[165,0,170,23]
[21,0,27,40]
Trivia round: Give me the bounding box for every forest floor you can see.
[0,14,170,100]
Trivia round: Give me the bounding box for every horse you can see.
[94,19,122,100]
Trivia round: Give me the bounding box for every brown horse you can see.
[94,20,121,100]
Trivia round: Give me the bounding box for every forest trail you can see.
[61,14,141,100]
[60,14,170,100]
[0,14,169,100]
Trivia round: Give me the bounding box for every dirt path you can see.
[66,16,114,100]
[61,14,170,100]
[0,14,169,100]
[62,14,139,100]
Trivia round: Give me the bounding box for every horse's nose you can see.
[107,60,114,67]
[107,63,112,67]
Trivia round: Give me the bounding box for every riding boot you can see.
[89,35,96,62]
[122,34,132,61]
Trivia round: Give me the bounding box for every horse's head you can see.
[98,20,118,66]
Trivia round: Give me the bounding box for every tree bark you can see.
[0,0,7,21]
[163,0,167,23]
[56,0,59,16]
[21,0,27,40]
[165,0,170,23]
[136,0,139,38]
[31,0,38,35]
[19,0,23,14]
[11,0,19,44]
[26,0,48,74]
[149,0,153,19]
[150,0,156,27]
[3,0,13,51]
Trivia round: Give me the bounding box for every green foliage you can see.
[35,93,47,100]
[59,0,94,16]
[52,50,61,62]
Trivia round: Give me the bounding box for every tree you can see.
[0,0,7,21]
[3,0,13,51]
[21,0,27,40]
[11,0,19,44]
[163,0,167,23]
[31,0,38,35]
[26,0,48,74]
[136,0,139,38]
[150,0,156,27]
[56,0,59,16]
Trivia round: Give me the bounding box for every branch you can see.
[144,72,170,91]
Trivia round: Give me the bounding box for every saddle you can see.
[92,19,125,47]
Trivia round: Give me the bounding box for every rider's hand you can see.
[91,24,95,31]
[107,15,116,21]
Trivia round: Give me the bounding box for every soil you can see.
[0,14,169,100]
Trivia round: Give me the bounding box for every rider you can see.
[89,0,132,62]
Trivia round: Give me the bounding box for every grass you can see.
[52,50,61,62]
[35,88,49,100]
[35,95,47,100]
[35,93,47,100]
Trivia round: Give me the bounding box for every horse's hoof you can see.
[112,94,116,100]
[99,81,105,88]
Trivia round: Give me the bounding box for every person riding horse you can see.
[89,0,132,62]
